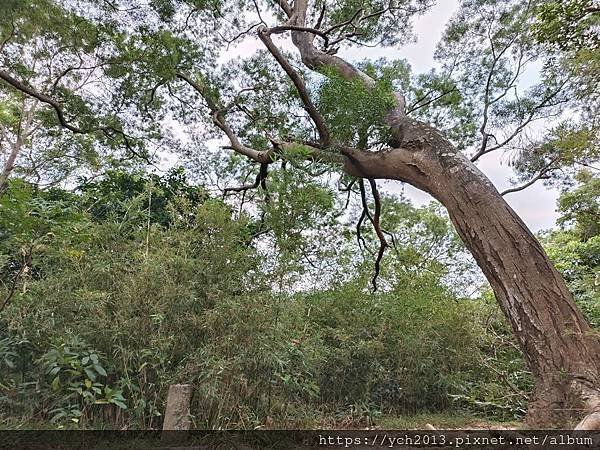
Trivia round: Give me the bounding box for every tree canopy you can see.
[1,0,599,430]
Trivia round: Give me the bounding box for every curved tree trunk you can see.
[343,118,600,428]
[279,6,600,425]
[264,7,600,424]
[3,0,594,428]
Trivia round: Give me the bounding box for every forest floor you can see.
[1,413,522,430]
[313,413,522,430]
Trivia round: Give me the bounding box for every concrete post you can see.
[161,383,192,442]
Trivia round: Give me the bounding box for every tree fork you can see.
[343,118,600,428]
[278,1,600,424]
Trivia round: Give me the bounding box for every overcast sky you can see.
[182,0,561,232]
[339,0,560,231]
[408,2,560,231]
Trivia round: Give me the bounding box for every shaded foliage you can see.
[543,171,600,327]
[0,171,530,428]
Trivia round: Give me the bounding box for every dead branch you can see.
[223,163,269,197]
[176,72,275,164]
[358,179,389,291]
[367,178,388,292]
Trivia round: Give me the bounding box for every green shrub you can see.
[0,175,531,429]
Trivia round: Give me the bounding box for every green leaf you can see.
[113,400,128,410]
[93,364,107,377]
[84,367,96,381]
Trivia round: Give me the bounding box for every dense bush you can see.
[0,172,540,429]
[542,172,600,328]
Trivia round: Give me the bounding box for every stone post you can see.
[161,384,192,442]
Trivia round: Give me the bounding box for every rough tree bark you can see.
[1,0,597,429]
[277,0,600,427]
[342,118,600,428]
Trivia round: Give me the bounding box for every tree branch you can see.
[358,179,389,292]
[501,158,559,196]
[324,8,364,36]
[0,69,151,163]
[355,207,371,255]
[177,73,344,168]
[472,81,569,162]
[406,87,457,114]
[223,163,269,196]
[272,0,293,17]
[176,72,275,164]
[367,178,388,292]
[272,0,407,139]
[472,33,520,162]
[0,69,87,134]
[258,27,331,145]
[268,25,329,46]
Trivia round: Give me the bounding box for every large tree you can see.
[0,0,598,428]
